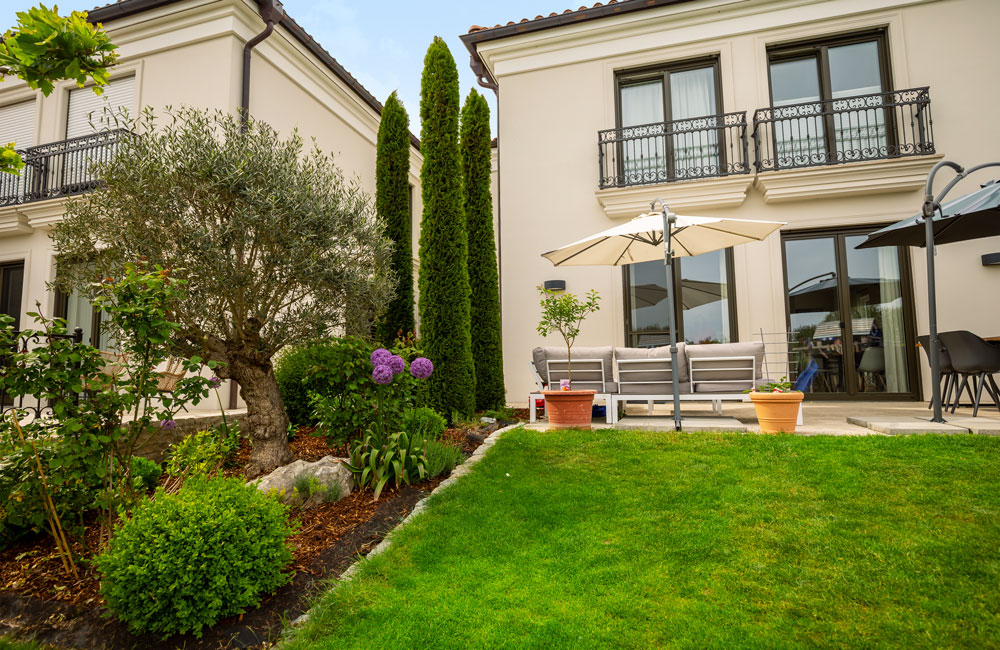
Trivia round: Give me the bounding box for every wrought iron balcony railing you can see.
[598,111,751,189]
[752,87,933,172]
[0,129,130,207]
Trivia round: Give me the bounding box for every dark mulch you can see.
[0,418,516,649]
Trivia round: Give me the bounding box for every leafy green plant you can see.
[290,474,340,507]
[163,429,232,492]
[480,407,517,421]
[276,336,374,427]
[418,36,476,419]
[0,4,118,175]
[747,377,799,393]
[96,476,295,639]
[129,456,161,494]
[376,91,415,344]
[536,287,601,387]
[344,431,427,500]
[423,440,464,478]
[403,407,447,441]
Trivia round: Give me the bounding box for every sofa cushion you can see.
[693,377,778,394]
[613,343,689,383]
[532,346,613,384]
[616,381,690,395]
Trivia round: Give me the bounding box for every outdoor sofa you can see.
[530,342,783,425]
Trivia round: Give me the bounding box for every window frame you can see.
[765,28,895,163]
[621,247,739,347]
[614,55,726,182]
[0,260,25,331]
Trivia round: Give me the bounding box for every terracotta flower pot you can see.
[542,390,596,430]
[748,391,804,433]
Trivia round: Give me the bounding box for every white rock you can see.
[249,455,354,506]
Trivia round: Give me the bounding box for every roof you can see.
[86,0,420,151]
[459,0,695,89]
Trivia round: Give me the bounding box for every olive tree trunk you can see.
[230,356,292,477]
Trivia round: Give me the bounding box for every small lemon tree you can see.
[536,288,600,388]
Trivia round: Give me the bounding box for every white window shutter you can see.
[0,100,36,149]
[66,76,135,139]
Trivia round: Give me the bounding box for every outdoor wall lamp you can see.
[542,280,566,292]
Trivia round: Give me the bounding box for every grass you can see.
[285,429,1000,649]
[0,637,53,650]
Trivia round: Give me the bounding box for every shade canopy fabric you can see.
[857,180,1000,249]
[542,213,786,267]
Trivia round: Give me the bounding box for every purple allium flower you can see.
[370,348,392,367]
[208,376,222,389]
[372,363,394,385]
[410,357,433,379]
[387,354,406,376]
[160,419,176,431]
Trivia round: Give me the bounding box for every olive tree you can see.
[53,108,395,476]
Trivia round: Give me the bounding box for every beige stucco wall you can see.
[0,0,423,410]
[479,0,1000,405]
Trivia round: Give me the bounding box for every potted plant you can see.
[747,377,804,433]
[536,287,600,429]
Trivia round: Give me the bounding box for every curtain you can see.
[670,67,718,176]
[877,247,907,392]
[620,80,665,182]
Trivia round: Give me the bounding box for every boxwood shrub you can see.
[96,476,295,639]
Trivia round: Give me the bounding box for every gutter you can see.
[241,0,284,129]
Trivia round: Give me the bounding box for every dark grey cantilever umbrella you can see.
[856,160,1000,422]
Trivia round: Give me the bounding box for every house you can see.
[0,0,423,409]
[460,0,1000,405]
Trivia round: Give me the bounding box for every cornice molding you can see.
[595,174,754,217]
[754,155,944,203]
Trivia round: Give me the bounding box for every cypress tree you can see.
[375,91,414,344]
[418,37,476,418]
[461,89,505,410]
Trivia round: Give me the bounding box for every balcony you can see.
[752,87,934,172]
[0,129,130,207]
[598,111,751,189]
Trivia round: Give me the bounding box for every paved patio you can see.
[525,401,1000,435]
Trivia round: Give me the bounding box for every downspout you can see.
[231,0,283,410]
[239,0,285,131]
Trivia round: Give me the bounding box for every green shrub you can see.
[418,36,476,419]
[376,91,415,345]
[461,89,505,411]
[96,476,295,638]
[163,429,232,488]
[481,407,517,421]
[289,474,340,507]
[275,336,374,428]
[344,431,426,500]
[424,440,464,478]
[129,456,161,493]
[0,433,100,549]
[403,407,447,441]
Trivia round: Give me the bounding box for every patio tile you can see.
[845,415,970,435]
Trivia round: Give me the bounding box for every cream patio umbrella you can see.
[542,200,785,430]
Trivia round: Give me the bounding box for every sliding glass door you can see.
[783,229,917,398]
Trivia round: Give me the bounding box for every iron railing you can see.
[598,111,750,189]
[0,129,130,207]
[752,87,933,172]
[1,328,85,422]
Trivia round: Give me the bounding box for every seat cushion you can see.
[532,346,613,383]
[616,381,690,395]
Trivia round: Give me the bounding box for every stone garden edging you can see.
[281,422,522,638]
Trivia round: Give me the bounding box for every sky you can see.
[1,0,577,136]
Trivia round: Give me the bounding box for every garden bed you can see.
[0,418,515,649]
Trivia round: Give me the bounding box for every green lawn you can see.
[285,429,1000,649]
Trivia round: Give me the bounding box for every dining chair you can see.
[916,335,962,410]
[937,331,1000,417]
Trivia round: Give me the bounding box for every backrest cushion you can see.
[686,342,765,379]
[613,343,688,383]
[532,346,613,384]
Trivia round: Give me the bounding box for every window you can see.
[623,248,736,347]
[617,57,723,182]
[0,101,35,205]
[54,288,114,350]
[767,30,891,165]
[66,75,135,138]
[0,262,25,331]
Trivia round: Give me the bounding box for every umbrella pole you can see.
[655,199,682,432]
